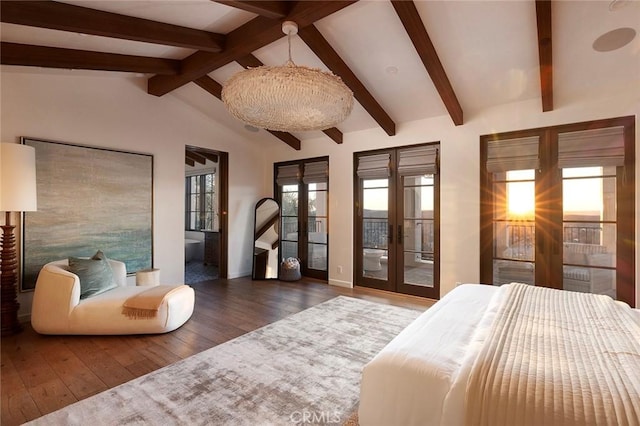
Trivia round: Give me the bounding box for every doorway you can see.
[275,158,329,281]
[354,144,440,299]
[184,146,228,283]
[479,116,635,306]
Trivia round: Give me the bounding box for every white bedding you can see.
[359,284,503,426]
[358,284,640,426]
[466,284,640,426]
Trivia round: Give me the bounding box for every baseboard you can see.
[328,279,352,288]
[228,270,252,280]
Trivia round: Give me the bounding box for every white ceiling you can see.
[2,0,639,143]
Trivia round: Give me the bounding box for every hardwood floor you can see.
[1,277,434,425]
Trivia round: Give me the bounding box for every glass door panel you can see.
[399,176,434,290]
[280,184,299,261]
[481,118,634,306]
[492,170,536,286]
[362,179,389,282]
[562,167,616,297]
[307,182,327,273]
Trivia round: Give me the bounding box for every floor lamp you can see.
[1,143,37,336]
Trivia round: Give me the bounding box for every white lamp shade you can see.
[0,143,38,212]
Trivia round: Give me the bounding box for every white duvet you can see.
[358,284,640,426]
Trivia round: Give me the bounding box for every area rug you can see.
[28,296,423,425]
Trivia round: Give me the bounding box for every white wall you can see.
[1,68,274,318]
[265,89,640,305]
[2,67,638,318]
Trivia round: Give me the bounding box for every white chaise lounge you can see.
[31,259,195,335]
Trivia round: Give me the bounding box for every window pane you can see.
[507,180,535,219]
[281,191,298,216]
[403,186,433,218]
[403,255,433,287]
[308,217,327,235]
[308,243,327,271]
[281,217,298,240]
[205,193,214,211]
[363,248,387,280]
[308,182,327,191]
[402,219,434,255]
[562,167,603,178]
[493,259,534,286]
[563,177,603,219]
[308,191,327,217]
[205,173,214,191]
[564,266,615,298]
[506,169,535,180]
[363,179,388,189]
[363,187,388,214]
[282,184,298,192]
[563,222,602,246]
[363,219,388,250]
[494,221,534,261]
[281,241,298,261]
[563,225,616,262]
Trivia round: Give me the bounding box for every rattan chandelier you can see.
[222,21,354,132]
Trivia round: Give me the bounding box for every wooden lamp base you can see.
[1,216,23,336]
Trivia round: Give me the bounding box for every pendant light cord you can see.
[287,30,294,65]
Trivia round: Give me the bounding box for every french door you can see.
[354,144,440,299]
[480,116,635,307]
[275,158,329,280]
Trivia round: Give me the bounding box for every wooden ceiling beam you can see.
[391,1,463,126]
[535,0,553,112]
[298,25,396,136]
[236,54,344,144]
[193,76,301,150]
[193,75,223,98]
[186,150,208,165]
[213,1,291,19]
[0,1,225,53]
[265,130,301,151]
[322,127,344,144]
[185,157,195,167]
[0,42,180,75]
[236,54,266,69]
[200,152,219,163]
[148,1,357,96]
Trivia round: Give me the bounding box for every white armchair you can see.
[31,259,194,335]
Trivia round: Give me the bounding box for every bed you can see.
[358,283,640,426]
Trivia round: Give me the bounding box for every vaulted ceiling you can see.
[2,1,639,150]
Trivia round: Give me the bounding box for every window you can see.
[480,116,635,306]
[186,172,217,231]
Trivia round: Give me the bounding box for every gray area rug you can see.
[28,296,423,425]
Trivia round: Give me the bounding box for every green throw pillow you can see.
[68,251,117,299]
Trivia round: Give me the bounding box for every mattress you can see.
[358,284,640,426]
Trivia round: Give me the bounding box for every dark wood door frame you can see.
[354,144,440,299]
[185,145,228,279]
